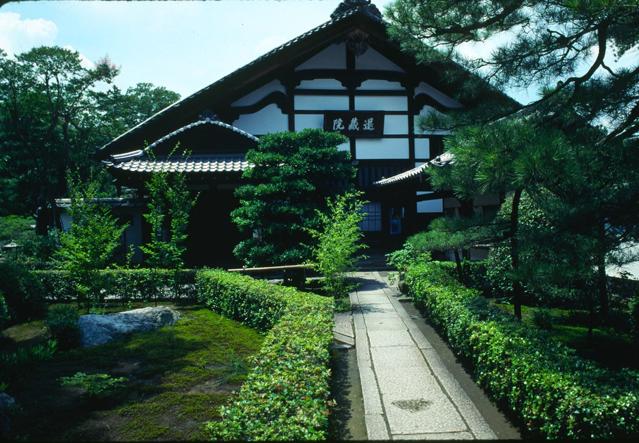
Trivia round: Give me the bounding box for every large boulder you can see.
[79,306,180,347]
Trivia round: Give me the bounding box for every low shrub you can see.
[197,269,334,440]
[59,372,127,399]
[0,340,57,386]
[46,305,80,350]
[405,261,639,439]
[0,262,47,324]
[35,269,196,303]
[532,308,553,330]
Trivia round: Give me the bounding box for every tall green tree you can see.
[141,150,196,269]
[232,129,355,266]
[0,46,181,215]
[54,172,127,310]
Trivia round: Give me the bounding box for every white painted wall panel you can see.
[231,80,285,106]
[415,138,430,159]
[294,95,349,111]
[295,43,346,70]
[337,142,350,153]
[383,115,408,135]
[416,191,443,213]
[233,103,288,134]
[298,79,346,90]
[355,47,404,72]
[415,81,462,108]
[358,79,404,90]
[355,138,409,159]
[294,114,324,130]
[355,96,407,111]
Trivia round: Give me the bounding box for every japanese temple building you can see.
[57,0,514,266]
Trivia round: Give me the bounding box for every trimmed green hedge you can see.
[405,261,639,439]
[196,269,334,441]
[35,269,196,302]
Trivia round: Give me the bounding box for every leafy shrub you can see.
[59,372,127,398]
[35,269,196,303]
[197,269,334,440]
[0,261,46,323]
[405,261,639,439]
[46,305,80,349]
[0,340,57,385]
[0,291,9,330]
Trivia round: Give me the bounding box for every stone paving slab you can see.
[351,272,497,440]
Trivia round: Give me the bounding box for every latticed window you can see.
[360,202,382,232]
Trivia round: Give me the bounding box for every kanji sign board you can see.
[323,112,384,138]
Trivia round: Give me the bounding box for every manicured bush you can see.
[405,261,639,439]
[197,269,334,440]
[46,305,80,350]
[35,269,196,302]
[0,261,47,324]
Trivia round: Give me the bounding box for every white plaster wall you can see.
[298,79,346,90]
[337,141,350,153]
[355,138,409,159]
[355,95,407,111]
[233,103,288,134]
[383,115,408,135]
[294,114,324,130]
[295,43,346,70]
[355,47,404,72]
[414,81,462,108]
[60,211,72,231]
[358,79,404,90]
[415,138,430,159]
[294,95,349,111]
[416,191,443,213]
[231,80,286,106]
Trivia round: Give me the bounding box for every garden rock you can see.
[0,392,16,436]
[79,306,180,347]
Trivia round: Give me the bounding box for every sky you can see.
[0,0,396,98]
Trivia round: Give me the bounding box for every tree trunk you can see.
[510,189,523,320]
[453,248,464,282]
[596,219,609,323]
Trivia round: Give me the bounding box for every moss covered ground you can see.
[5,306,263,441]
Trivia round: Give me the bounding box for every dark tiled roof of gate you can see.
[108,154,248,174]
[374,152,454,186]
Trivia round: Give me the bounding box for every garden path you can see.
[349,271,496,440]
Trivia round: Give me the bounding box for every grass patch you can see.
[5,307,262,441]
[493,302,638,370]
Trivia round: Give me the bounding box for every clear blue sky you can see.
[0,0,552,103]
[1,1,398,98]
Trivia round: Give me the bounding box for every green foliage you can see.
[197,270,334,440]
[532,308,553,331]
[140,149,196,269]
[232,129,354,266]
[308,191,367,297]
[45,305,80,350]
[0,216,57,268]
[54,174,128,308]
[405,261,639,439]
[0,291,9,330]
[0,46,180,215]
[0,261,46,324]
[35,269,197,302]
[59,372,127,399]
[0,340,57,386]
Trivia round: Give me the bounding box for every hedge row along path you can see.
[350,271,497,440]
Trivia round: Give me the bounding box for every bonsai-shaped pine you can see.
[55,172,127,311]
[309,191,367,298]
[232,129,354,266]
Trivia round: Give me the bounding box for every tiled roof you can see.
[108,154,248,174]
[99,5,380,156]
[374,152,454,186]
[146,118,258,151]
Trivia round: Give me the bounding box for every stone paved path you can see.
[349,271,496,440]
